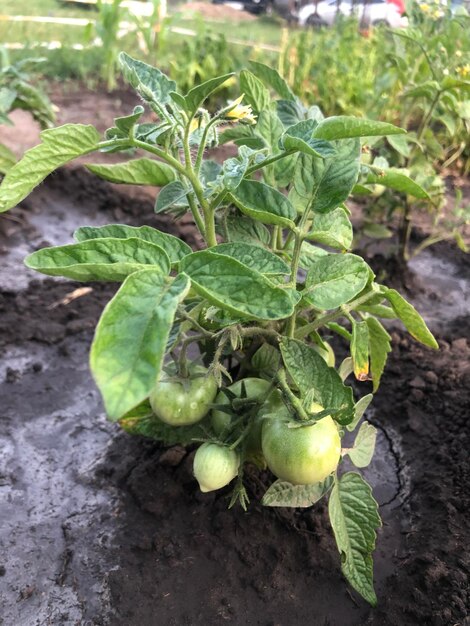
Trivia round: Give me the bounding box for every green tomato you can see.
[211,378,276,452]
[149,365,218,427]
[261,408,341,485]
[212,378,271,432]
[193,442,240,493]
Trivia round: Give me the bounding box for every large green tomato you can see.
[261,408,341,485]
[149,365,218,427]
[193,442,240,492]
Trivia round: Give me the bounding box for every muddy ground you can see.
[0,93,469,625]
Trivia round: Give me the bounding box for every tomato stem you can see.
[276,369,310,421]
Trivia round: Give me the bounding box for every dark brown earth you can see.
[0,164,468,626]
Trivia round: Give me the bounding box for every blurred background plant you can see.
[0,0,468,262]
[0,46,55,174]
[93,0,125,91]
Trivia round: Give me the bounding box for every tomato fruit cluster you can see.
[192,376,342,492]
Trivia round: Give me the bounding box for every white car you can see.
[297,0,407,28]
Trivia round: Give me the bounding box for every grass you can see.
[0,0,287,47]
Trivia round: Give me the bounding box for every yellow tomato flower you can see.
[225,95,257,125]
[419,3,430,12]
[189,117,201,134]
[457,64,470,77]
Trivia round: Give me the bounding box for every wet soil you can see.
[0,166,469,626]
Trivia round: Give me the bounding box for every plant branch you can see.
[294,290,379,339]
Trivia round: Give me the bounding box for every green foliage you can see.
[0,48,55,174]
[86,158,175,186]
[95,0,124,91]
[329,473,381,606]
[91,271,190,419]
[262,476,333,507]
[0,125,100,212]
[25,237,171,281]
[0,56,440,604]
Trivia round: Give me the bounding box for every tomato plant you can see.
[0,54,439,606]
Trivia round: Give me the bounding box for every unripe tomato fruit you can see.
[211,378,282,453]
[149,365,217,427]
[211,377,271,434]
[261,408,341,485]
[193,443,240,492]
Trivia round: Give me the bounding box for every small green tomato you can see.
[193,443,240,493]
[211,377,272,440]
[149,365,217,427]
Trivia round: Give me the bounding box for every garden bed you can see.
[0,158,468,625]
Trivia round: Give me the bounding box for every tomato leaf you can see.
[280,338,355,425]
[0,124,100,212]
[86,158,175,186]
[248,60,295,101]
[366,317,391,392]
[155,181,188,213]
[74,224,191,266]
[365,168,430,199]
[314,116,405,140]
[91,271,190,420]
[297,241,329,270]
[218,125,253,145]
[229,180,297,230]
[281,120,336,158]
[306,207,353,249]
[180,73,234,116]
[119,52,176,105]
[357,304,395,319]
[224,214,270,246]
[288,139,361,214]
[276,99,308,128]
[113,105,145,136]
[347,423,377,468]
[254,109,284,152]
[122,410,210,446]
[239,70,271,113]
[262,476,333,507]
[387,134,411,158]
[25,237,171,282]
[251,343,280,376]
[304,254,370,310]
[351,321,370,381]
[347,393,374,432]
[385,289,438,349]
[180,250,297,321]
[328,472,381,606]
[212,242,290,275]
